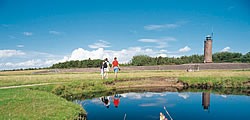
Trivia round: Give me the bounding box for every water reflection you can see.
[74,91,250,120]
[202,92,210,111]
[113,94,121,108]
[100,96,111,108]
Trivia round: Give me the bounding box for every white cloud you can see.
[49,30,60,35]
[67,47,170,63]
[23,32,32,36]
[160,49,168,53]
[41,57,69,66]
[17,45,24,48]
[2,57,68,69]
[0,50,25,58]
[4,59,43,67]
[221,47,230,52]
[138,39,158,42]
[144,24,179,30]
[179,46,191,52]
[0,46,191,70]
[138,37,176,48]
[17,59,43,66]
[0,50,70,70]
[4,62,14,66]
[145,48,153,52]
[88,40,111,49]
[178,94,189,99]
[2,44,194,70]
[138,38,166,48]
[69,48,105,60]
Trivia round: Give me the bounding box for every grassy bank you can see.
[0,69,249,119]
[0,88,85,120]
[22,70,250,100]
[179,77,249,88]
[0,70,249,87]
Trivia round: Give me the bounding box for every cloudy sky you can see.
[0,0,249,70]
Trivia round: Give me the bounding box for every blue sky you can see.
[0,0,249,70]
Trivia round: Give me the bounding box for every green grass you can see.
[50,80,115,100]
[0,88,85,120]
[0,69,249,119]
[0,72,99,87]
[27,84,56,93]
[232,69,250,71]
[179,77,249,88]
[0,69,249,87]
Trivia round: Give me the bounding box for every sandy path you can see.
[0,82,62,89]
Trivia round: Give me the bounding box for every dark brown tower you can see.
[202,92,210,110]
[204,35,213,63]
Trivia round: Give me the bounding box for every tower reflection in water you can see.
[202,92,210,111]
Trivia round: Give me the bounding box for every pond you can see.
[74,91,250,120]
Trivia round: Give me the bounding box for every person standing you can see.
[102,58,110,79]
[100,61,104,79]
[112,57,120,79]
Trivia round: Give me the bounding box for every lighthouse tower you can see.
[204,35,212,63]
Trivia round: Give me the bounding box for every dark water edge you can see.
[72,87,249,120]
[68,87,249,101]
[73,87,250,120]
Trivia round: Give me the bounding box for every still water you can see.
[74,92,250,120]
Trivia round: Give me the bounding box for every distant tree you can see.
[243,52,250,58]
[213,52,243,62]
[49,52,250,68]
[155,56,165,65]
[131,55,153,66]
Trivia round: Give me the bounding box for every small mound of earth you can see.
[107,77,188,89]
[244,80,250,86]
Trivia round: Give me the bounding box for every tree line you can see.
[51,58,103,69]
[50,52,250,68]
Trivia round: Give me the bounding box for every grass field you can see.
[0,69,249,119]
[0,88,85,120]
[0,70,249,87]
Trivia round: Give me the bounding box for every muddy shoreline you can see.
[67,86,250,101]
[105,77,188,89]
[105,76,249,89]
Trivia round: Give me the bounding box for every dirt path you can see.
[0,83,62,89]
